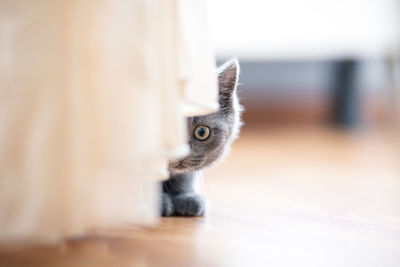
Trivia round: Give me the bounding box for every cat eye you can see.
[194,126,210,141]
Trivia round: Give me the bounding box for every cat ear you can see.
[217,59,239,113]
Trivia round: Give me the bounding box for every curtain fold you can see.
[0,0,217,243]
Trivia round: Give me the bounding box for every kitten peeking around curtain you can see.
[162,59,242,216]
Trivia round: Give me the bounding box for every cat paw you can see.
[161,193,174,216]
[172,194,206,217]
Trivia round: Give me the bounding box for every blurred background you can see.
[209,0,400,128]
[203,1,400,264]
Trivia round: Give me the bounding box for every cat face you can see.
[169,60,242,174]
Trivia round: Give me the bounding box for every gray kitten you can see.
[162,59,242,216]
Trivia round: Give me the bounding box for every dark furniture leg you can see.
[332,59,358,127]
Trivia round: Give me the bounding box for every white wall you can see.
[209,0,400,60]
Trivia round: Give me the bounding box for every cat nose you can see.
[188,141,193,151]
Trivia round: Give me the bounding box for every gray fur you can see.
[161,59,242,216]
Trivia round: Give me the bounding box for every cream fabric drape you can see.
[0,0,217,243]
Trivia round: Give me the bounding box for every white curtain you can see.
[0,0,217,243]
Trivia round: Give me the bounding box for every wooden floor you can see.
[1,126,400,267]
